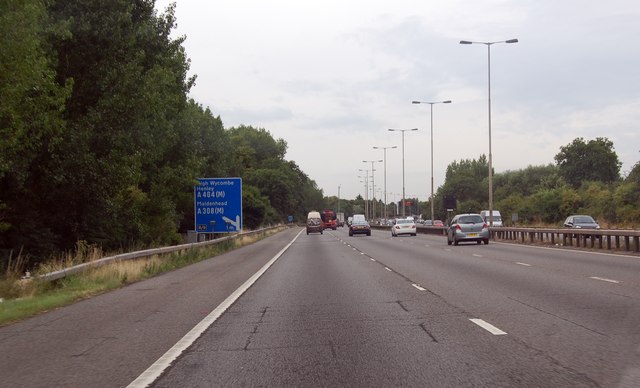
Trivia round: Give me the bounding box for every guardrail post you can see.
[624,236,630,251]
[635,236,640,252]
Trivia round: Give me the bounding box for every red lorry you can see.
[321,209,337,230]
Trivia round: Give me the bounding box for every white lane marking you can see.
[516,262,531,267]
[385,267,392,272]
[469,319,507,335]
[412,284,426,291]
[127,229,304,388]
[353,248,357,251]
[590,276,620,284]
[360,252,365,255]
[493,240,640,260]
[472,254,483,258]
[370,258,376,262]
[424,244,431,247]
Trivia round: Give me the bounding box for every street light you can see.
[460,38,518,226]
[412,100,451,224]
[373,145,397,221]
[358,169,370,219]
[357,178,367,215]
[363,160,382,220]
[388,128,419,218]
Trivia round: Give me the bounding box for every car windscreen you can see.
[459,215,484,224]
[575,216,595,223]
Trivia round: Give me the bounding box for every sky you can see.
[155,0,640,201]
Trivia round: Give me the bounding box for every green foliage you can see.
[554,137,621,188]
[438,140,638,227]
[242,185,277,230]
[0,1,323,268]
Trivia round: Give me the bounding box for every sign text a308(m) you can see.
[194,178,242,233]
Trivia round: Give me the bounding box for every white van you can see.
[306,211,323,235]
[480,210,503,226]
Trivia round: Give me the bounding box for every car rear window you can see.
[459,215,484,224]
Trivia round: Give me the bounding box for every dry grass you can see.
[0,226,287,326]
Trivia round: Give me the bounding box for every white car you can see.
[392,218,417,236]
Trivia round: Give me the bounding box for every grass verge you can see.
[0,227,285,326]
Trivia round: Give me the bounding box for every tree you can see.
[0,0,71,257]
[554,137,621,188]
[440,155,489,205]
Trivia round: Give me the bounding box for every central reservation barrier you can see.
[371,224,640,253]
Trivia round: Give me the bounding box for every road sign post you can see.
[194,178,242,236]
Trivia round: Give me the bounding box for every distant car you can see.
[349,219,371,236]
[423,220,433,226]
[433,220,444,227]
[392,218,417,237]
[563,215,600,229]
[447,213,489,245]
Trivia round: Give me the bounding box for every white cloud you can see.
[157,0,640,200]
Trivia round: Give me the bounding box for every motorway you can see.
[2,227,640,387]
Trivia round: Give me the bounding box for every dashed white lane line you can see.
[469,319,507,335]
[385,267,393,272]
[590,276,620,284]
[472,254,483,258]
[412,284,426,291]
[516,262,531,267]
[370,258,376,262]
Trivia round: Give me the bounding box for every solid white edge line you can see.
[127,229,304,388]
[469,318,507,335]
[589,276,620,284]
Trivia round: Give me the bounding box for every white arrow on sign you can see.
[222,215,240,231]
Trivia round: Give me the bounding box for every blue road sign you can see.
[195,178,242,233]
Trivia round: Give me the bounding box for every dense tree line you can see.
[335,138,638,229]
[430,137,639,227]
[0,0,323,269]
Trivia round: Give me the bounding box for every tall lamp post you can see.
[363,160,382,220]
[358,170,370,219]
[460,38,518,226]
[388,128,419,218]
[373,145,397,221]
[411,100,451,224]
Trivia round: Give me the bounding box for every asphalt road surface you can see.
[2,227,639,387]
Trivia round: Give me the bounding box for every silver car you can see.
[392,218,417,236]
[447,213,490,245]
[563,215,600,229]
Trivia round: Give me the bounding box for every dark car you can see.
[563,215,600,229]
[447,213,490,245]
[349,219,371,236]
